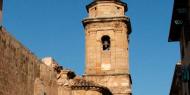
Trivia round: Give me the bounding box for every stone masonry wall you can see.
[85,75,131,95]
[0,27,107,95]
[0,27,40,95]
[38,63,58,95]
[72,90,102,95]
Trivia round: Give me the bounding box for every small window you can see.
[117,7,120,10]
[101,35,110,51]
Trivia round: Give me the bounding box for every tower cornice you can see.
[82,16,132,34]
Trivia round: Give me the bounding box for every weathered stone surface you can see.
[87,0,127,18]
[0,28,40,95]
[85,74,131,94]
[84,21,130,75]
[39,63,58,95]
[83,0,132,95]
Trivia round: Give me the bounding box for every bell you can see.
[103,40,109,48]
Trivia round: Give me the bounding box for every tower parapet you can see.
[86,0,128,18]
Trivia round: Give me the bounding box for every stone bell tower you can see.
[82,0,132,95]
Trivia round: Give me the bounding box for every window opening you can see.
[101,35,111,51]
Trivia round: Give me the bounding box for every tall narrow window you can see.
[101,35,110,51]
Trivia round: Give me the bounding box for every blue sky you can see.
[3,0,179,95]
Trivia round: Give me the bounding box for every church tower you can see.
[82,0,132,95]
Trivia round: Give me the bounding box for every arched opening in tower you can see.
[101,35,110,51]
